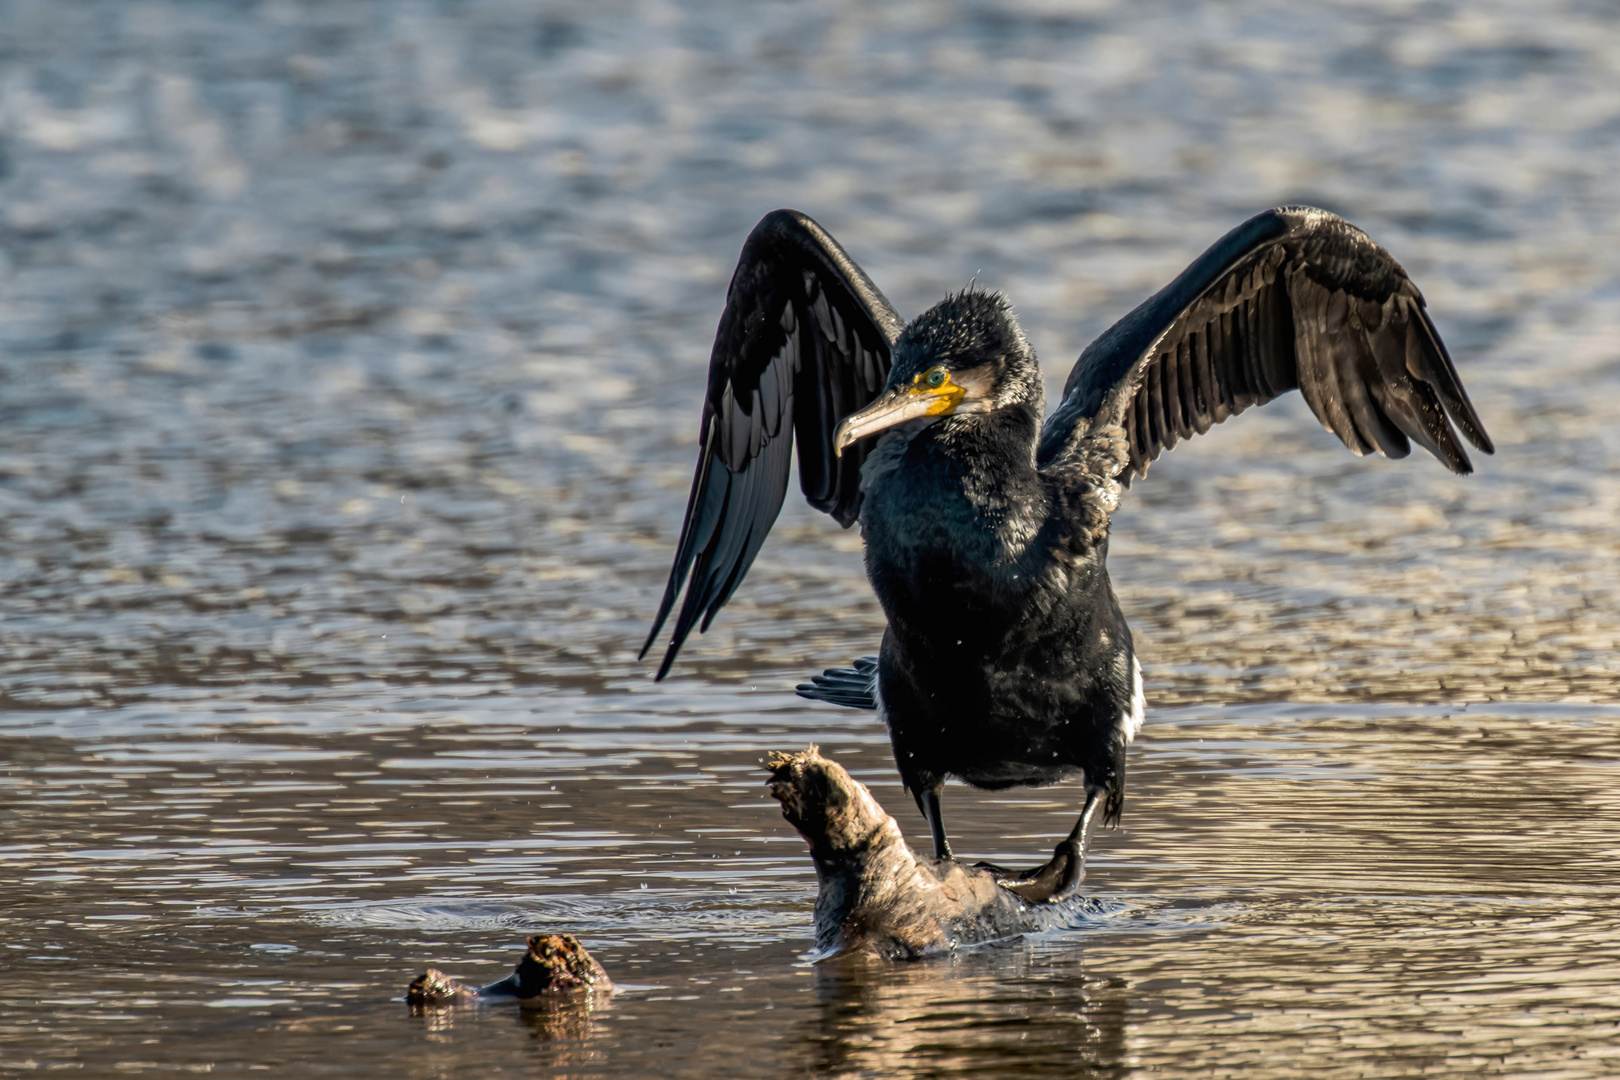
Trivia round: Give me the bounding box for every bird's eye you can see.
[925,368,946,388]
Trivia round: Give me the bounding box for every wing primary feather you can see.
[641,430,721,662]
[1335,321,1406,458]
[651,461,738,678]
[1403,318,1472,472]
[708,432,797,622]
[1408,299,1495,453]
[647,209,900,677]
[693,428,794,627]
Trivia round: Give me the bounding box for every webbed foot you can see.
[989,787,1103,904]
[991,837,1083,904]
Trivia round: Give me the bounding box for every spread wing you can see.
[642,210,903,678]
[1037,207,1494,483]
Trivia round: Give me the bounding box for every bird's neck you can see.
[863,403,1047,573]
[926,403,1044,507]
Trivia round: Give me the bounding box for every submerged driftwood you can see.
[767,747,1092,960]
[407,934,611,1011]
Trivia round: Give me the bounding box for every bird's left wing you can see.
[642,210,903,679]
[1037,207,1493,484]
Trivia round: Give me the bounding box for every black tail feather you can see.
[795,655,879,710]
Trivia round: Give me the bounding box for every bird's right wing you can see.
[642,210,903,679]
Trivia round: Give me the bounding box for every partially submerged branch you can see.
[406,749,1093,1008]
[408,934,611,1011]
[767,746,1092,960]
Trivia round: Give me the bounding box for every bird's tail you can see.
[795,656,879,710]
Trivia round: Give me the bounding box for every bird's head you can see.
[833,289,1041,455]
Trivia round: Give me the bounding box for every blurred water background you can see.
[2,0,1619,1076]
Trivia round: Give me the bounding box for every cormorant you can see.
[642,207,1492,901]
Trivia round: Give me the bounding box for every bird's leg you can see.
[996,788,1102,904]
[914,784,952,861]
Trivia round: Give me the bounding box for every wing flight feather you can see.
[1038,207,1493,487]
[643,210,902,678]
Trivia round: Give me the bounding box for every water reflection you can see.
[409,988,611,1046]
[408,998,614,1080]
[806,952,1130,1077]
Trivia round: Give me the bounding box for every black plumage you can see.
[643,212,899,679]
[643,207,1493,900]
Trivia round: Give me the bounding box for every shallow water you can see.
[3,0,1619,1076]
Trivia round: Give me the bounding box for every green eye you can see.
[925,368,946,388]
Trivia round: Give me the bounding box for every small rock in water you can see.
[407,933,612,1010]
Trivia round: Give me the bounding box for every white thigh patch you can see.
[1123,656,1145,742]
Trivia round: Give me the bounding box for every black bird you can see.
[642,207,1492,900]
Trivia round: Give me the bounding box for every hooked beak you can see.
[833,376,965,456]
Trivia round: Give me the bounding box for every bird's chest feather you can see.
[857,426,1054,635]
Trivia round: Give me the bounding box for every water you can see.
[3,0,1619,1075]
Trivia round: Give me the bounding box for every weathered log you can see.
[407,933,611,1011]
[767,747,1096,960]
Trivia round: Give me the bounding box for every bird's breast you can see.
[860,464,1065,642]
